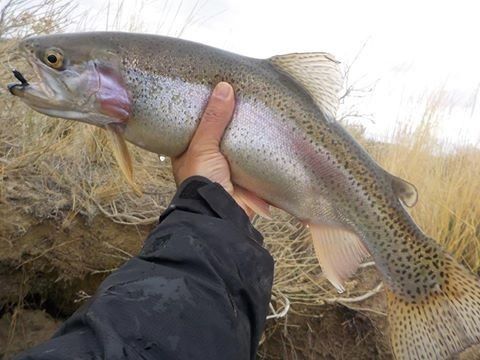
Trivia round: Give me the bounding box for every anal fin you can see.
[308,223,370,292]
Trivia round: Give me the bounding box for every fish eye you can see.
[44,49,64,69]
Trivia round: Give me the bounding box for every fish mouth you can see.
[8,68,59,110]
[7,56,101,123]
[9,53,70,106]
[7,51,131,128]
[9,75,80,126]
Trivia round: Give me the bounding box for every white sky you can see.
[70,0,480,146]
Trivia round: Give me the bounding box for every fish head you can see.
[8,34,131,128]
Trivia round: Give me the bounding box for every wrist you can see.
[169,176,253,220]
[161,176,262,243]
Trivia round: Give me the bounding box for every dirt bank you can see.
[0,197,391,359]
[3,205,480,359]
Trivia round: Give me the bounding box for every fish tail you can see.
[387,254,480,359]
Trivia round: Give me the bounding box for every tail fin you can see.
[387,255,480,359]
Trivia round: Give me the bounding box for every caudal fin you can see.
[388,255,480,359]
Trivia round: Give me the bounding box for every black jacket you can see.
[16,177,274,360]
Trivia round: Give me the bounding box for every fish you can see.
[8,31,480,359]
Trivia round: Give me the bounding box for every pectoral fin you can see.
[308,223,370,292]
[105,124,141,195]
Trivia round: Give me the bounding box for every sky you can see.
[68,0,480,146]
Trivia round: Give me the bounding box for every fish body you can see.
[9,32,480,359]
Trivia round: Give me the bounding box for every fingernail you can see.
[213,82,231,100]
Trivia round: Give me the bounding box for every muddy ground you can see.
[1,205,479,359]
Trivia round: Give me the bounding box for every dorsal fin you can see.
[390,174,418,207]
[268,52,343,119]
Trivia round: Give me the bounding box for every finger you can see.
[190,82,235,151]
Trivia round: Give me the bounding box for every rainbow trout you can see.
[8,32,480,359]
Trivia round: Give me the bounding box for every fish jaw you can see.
[8,42,131,127]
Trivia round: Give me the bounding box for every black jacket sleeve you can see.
[15,177,274,360]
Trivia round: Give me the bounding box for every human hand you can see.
[171,82,270,218]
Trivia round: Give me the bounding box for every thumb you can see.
[189,82,235,151]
